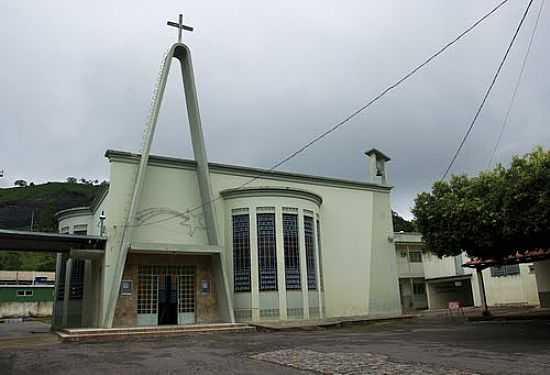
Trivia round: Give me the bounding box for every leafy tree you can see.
[392,210,416,232]
[14,179,27,187]
[66,177,77,183]
[413,147,550,259]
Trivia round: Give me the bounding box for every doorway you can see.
[158,274,177,325]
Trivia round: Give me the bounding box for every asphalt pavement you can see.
[1,316,549,374]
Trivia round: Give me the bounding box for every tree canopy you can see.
[392,210,416,232]
[413,147,550,259]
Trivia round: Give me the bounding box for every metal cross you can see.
[167,14,194,43]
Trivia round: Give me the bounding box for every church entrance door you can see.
[158,274,178,325]
[176,268,196,324]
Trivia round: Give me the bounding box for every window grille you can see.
[490,264,520,277]
[177,273,195,313]
[283,214,301,289]
[69,260,85,300]
[232,214,251,292]
[137,272,159,314]
[57,259,66,300]
[257,213,277,290]
[304,215,316,289]
[137,265,195,314]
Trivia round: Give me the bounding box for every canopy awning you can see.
[0,229,106,253]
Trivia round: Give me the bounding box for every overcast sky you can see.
[1,0,548,218]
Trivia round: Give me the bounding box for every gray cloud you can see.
[1,0,549,218]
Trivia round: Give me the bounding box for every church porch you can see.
[113,253,224,328]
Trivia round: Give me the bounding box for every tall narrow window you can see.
[232,214,251,292]
[257,213,277,290]
[283,214,301,289]
[317,219,324,291]
[304,216,316,289]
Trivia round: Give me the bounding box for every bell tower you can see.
[365,148,391,186]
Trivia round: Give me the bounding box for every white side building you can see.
[395,232,539,311]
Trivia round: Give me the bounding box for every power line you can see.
[441,0,535,180]
[488,0,545,168]
[131,0,514,228]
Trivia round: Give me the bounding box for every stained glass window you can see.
[232,214,251,292]
[257,213,277,290]
[304,215,316,289]
[283,214,301,289]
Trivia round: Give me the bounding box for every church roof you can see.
[105,149,392,192]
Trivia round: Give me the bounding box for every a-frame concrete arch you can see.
[101,42,233,328]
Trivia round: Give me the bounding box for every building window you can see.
[490,264,520,277]
[316,219,324,291]
[137,267,159,315]
[73,224,88,235]
[413,283,425,295]
[257,213,277,291]
[70,260,85,299]
[232,214,251,292]
[60,226,69,234]
[408,251,422,263]
[304,215,317,290]
[16,290,33,297]
[283,214,301,289]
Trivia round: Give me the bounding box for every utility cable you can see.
[441,0,535,180]
[130,0,515,228]
[488,0,545,168]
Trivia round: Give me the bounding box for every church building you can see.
[53,16,402,329]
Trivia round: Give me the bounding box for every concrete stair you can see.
[57,323,255,342]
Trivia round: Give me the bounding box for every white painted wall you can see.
[57,213,92,234]
[99,155,401,320]
[469,264,539,306]
[396,245,425,278]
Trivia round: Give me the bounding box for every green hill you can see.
[0,182,101,232]
[0,182,102,271]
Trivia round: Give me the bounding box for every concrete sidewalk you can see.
[414,305,550,321]
[248,313,414,331]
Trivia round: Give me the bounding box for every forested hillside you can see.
[0,181,102,271]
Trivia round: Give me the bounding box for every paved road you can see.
[1,317,550,374]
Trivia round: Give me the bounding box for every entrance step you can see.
[57,323,255,343]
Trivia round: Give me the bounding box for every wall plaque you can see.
[121,280,133,296]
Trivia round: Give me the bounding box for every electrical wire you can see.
[488,0,545,168]
[131,0,515,228]
[441,0,535,180]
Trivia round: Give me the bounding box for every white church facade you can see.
[52,19,402,329]
[56,149,401,328]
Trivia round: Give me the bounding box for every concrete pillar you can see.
[62,258,73,328]
[425,281,433,310]
[476,268,489,316]
[313,216,324,318]
[81,260,93,327]
[534,260,550,307]
[249,208,260,321]
[409,278,415,309]
[298,212,310,320]
[51,253,63,330]
[275,206,288,320]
